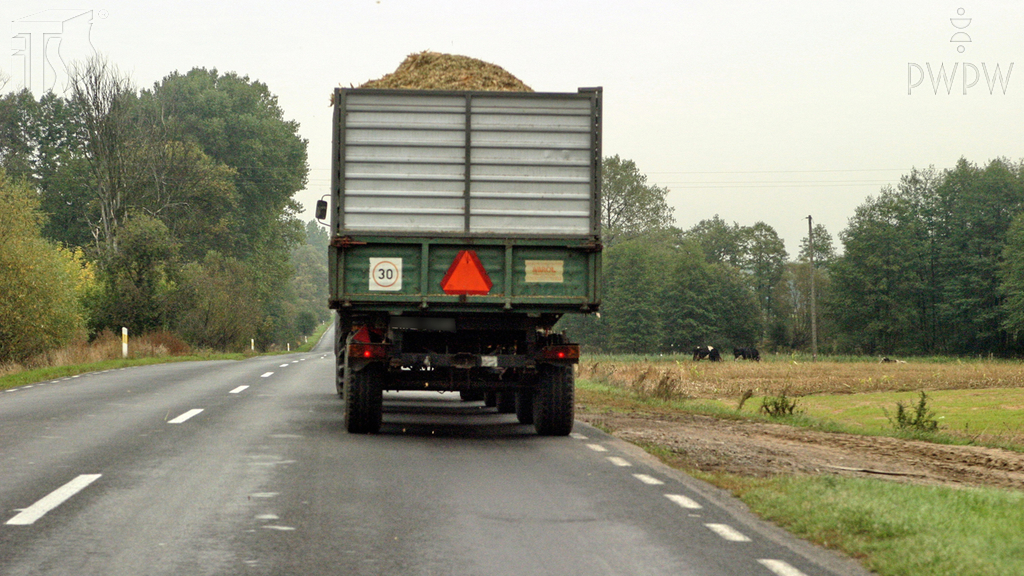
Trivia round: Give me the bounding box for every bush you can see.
[760,389,798,418]
[887,391,940,433]
[0,171,87,363]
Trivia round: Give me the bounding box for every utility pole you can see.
[807,215,818,361]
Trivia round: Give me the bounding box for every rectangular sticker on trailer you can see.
[525,260,564,283]
[369,258,402,291]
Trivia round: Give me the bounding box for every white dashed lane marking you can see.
[606,457,632,467]
[569,433,588,440]
[260,372,274,378]
[632,474,665,485]
[665,494,703,509]
[279,364,290,368]
[5,474,102,525]
[230,386,250,394]
[758,559,809,576]
[704,523,751,542]
[167,409,204,424]
[585,444,608,452]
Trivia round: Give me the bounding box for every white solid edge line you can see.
[606,456,632,467]
[168,408,204,424]
[704,523,751,542]
[665,494,703,509]
[229,385,250,394]
[633,473,665,485]
[585,444,608,452]
[6,474,102,525]
[758,559,809,576]
[260,372,274,378]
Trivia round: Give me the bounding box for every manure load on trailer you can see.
[325,54,601,435]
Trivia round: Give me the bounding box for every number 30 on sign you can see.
[369,258,402,291]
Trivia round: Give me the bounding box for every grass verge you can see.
[713,473,1024,576]
[0,353,244,391]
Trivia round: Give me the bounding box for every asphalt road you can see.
[0,331,870,576]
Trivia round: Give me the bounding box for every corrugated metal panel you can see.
[336,89,600,237]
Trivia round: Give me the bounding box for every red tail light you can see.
[348,342,389,360]
[538,344,579,361]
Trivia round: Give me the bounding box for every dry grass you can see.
[0,330,191,378]
[579,358,1024,401]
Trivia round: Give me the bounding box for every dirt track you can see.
[578,410,1024,491]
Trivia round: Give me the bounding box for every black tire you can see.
[335,355,345,398]
[345,363,383,434]
[515,390,534,424]
[484,392,498,408]
[496,391,516,414]
[533,364,574,436]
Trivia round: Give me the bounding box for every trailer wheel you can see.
[484,392,498,408]
[533,364,574,436]
[335,356,345,398]
[345,363,383,434]
[496,391,516,414]
[515,390,534,424]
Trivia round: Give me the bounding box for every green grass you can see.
[731,388,1024,449]
[0,354,244,391]
[721,474,1024,576]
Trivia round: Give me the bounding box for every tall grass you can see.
[0,330,192,379]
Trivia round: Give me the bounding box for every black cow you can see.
[733,347,761,361]
[692,345,722,362]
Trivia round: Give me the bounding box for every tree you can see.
[601,155,674,245]
[67,56,142,257]
[146,68,308,255]
[91,213,179,335]
[0,171,86,362]
[798,223,836,268]
[599,235,675,353]
[173,251,260,350]
[684,215,746,266]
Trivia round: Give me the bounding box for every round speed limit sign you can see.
[369,258,402,291]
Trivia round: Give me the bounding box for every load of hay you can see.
[358,50,532,92]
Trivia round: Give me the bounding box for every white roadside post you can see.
[251,338,255,351]
[121,327,128,359]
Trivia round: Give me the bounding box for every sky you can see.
[5,0,1023,256]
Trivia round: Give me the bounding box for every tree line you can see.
[0,57,328,364]
[561,155,1024,357]
[5,59,1023,362]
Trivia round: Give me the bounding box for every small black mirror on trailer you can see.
[315,198,328,221]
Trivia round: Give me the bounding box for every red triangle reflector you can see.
[441,250,493,295]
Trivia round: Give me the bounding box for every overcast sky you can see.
[6,0,1023,255]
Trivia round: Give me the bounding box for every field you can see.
[578,354,1024,447]
[576,354,1024,575]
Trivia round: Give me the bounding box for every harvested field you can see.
[577,357,1024,492]
[579,358,1024,400]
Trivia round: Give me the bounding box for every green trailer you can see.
[322,87,602,435]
